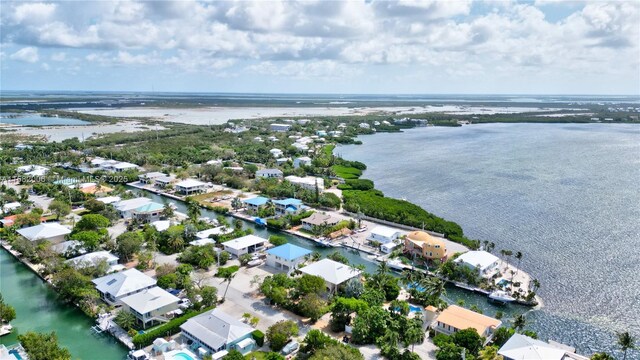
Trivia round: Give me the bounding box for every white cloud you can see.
[51,52,66,61]
[12,2,56,24]
[10,46,39,63]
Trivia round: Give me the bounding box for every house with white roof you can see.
[66,251,123,273]
[180,308,256,357]
[368,226,402,244]
[120,286,180,329]
[293,156,312,168]
[269,148,284,158]
[454,251,500,277]
[266,243,312,272]
[96,196,121,205]
[359,123,370,129]
[255,169,283,179]
[275,157,290,166]
[175,179,207,195]
[51,240,84,256]
[1,202,21,214]
[92,268,157,305]
[114,197,152,218]
[151,220,172,232]
[195,226,233,240]
[17,165,49,177]
[498,334,589,360]
[138,172,167,184]
[154,175,176,188]
[299,259,361,293]
[285,175,325,192]
[17,222,71,244]
[222,235,268,257]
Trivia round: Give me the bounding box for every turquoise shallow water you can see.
[337,123,640,357]
[0,249,128,359]
[0,112,89,126]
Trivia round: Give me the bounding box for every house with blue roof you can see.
[242,196,270,215]
[272,198,307,216]
[266,243,312,272]
[131,202,165,223]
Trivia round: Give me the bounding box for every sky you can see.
[0,0,639,95]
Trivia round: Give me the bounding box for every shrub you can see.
[269,235,288,246]
[216,265,239,278]
[132,307,214,347]
[252,330,265,346]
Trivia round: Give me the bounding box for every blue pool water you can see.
[8,349,23,360]
[171,352,196,360]
[409,304,423,313]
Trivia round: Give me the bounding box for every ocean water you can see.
[0,112,89,126]
[337,123,640,357]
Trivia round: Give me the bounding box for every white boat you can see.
[386,258,406,271]
[488,290,515,303]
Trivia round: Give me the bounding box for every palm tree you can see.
[376,260,390,277]
[617,331,636,360]
[478,346,503,360]
[231,197,242,212]
[422,276,447,300]
[512,314,526,331]
[186,200,201,221]
[404,319,425,351]
[221,272,236,302]
[514,251,523,275]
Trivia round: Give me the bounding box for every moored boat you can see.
[488,290,515,304]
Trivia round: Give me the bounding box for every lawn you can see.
[331,165,362,180]
[245,351,269,359]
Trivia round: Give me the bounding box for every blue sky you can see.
[1,0,638,95]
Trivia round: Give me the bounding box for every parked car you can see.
[178,298,191,309]
[281,341,299,356]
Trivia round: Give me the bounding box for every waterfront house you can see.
[110,161,139,173]
[266,243,312,272]
[498,334,589,360]
[368,226,402,245]
[301,212,339,233]
[17,222,71,244]
[359,123,370,129]
[154,175,176,188]
[285,175,325,192]
[138,172,167,184]
[272,198,306,216]
[300,259,361,293]
[404,231,448,261]
[270,123,291,132]
[51,240,84,256]
[66,251,123,273]
[293,156,312,168]
[175,179,207,195]
[115,197,152,219]
[120,286,180,329]
[1,214,47,228]
[180,308,256,357]
[433,305,501,342]
[92,268,156,305]
[195,226,233,240]
[131,202,165,223]
[96,196,121,205]
[255,168,283,179]
[242,196,270,215]
[454,251,500,277]
[222,235,268,257]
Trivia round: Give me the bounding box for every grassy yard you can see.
[332,165,362,180]
[244,351,269,359]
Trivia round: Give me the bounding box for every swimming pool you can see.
[409,304,423,313]
[164,350,197,360]
[8,349,23,360]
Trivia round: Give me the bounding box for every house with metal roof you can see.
[454,251,500,278]
[66,251,122,273]
[175,179,207,195]
[120,286,180,329]
[293,156,312,168]
[498,334,589,360]
[138,172,167,184]
[255,168,283,179]
[266,243,312,272]
[131,202,165,223]
[180,309,256,357]
[299,259,361,293]
[222,235,268,257]
[368,225,403,244]
[92,268,156,305]
[16,222,71,244]
[242,196,270,215]
[272,198,306,216]
[114,197,152,218]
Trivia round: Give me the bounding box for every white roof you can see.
[196,226,233,239]
[17,222,71,242]
[120,286,179,314]
[51,240,83,254]
[96,196,121,204]
[175,179,206,188]
[140,171,166,179]
[498,334,569,360]
[296,156,312,162]
[92,268,156,298]
[190,238,216,246]
[222,235,267,251]
[370,226,401,238]
[300,259,361,286]
[115,197,152,212]
[2,202,21,213]
[112,162,138,169]
[455,251,499,271]
[285,175,324,187]
[151,220,172,232]
[67,251,118,267]
[180,309,254,351]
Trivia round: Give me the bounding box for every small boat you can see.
[488,290,515,304]
[254,217,267,227]
[386,258,406,271]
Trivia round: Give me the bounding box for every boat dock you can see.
[93,313,134,349]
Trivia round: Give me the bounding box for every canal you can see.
[133,188,527,321]
[0,249,129,359]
